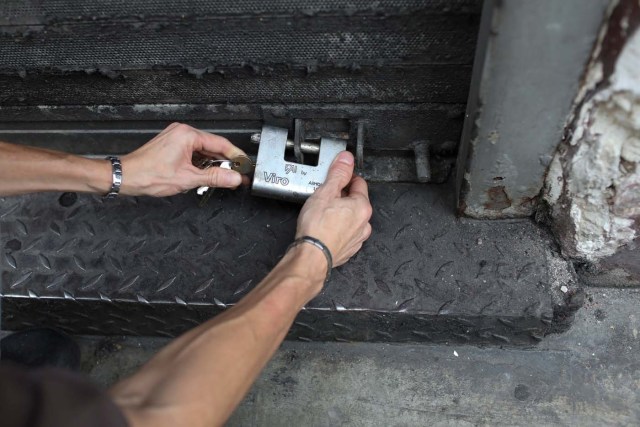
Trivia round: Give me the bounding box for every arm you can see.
[109,152,372,427]
[0,141,113,196]
[0,123,245,197]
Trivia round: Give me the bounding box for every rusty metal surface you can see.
[1,183,573,345]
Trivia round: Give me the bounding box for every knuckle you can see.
[362,203,373,220]
[167,122,187,133]
[206,168,221,187]
[174,123,195,135]
[364,225,373,240]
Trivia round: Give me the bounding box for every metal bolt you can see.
[250,133,321,155]
[413,141,431,183]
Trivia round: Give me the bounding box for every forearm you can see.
[0,141,111,196]
[110,244,326,427]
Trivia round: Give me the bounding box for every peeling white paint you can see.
[488,130,499,144]
[131,104,193,113]
[546,25,640,261]
[544,155,563,205]
[87,105,118,114]
[621,135,640,161]
[613,26,640,92]
[224,104,250,114]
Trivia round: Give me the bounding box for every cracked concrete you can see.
[76,287,640,426]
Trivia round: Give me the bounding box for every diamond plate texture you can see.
[1,184,566,345]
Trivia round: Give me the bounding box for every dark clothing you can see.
[0,364,128,427]
[1,329,80,371]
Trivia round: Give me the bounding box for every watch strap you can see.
[104,156,122,199]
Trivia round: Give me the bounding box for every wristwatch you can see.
[104,156,122,199]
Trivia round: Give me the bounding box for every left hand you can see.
[295,151,372,267]
[120,122,247,197]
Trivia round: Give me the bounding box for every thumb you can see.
[196,167,243,189]
[321,151,355,195]
[324,151,354,194]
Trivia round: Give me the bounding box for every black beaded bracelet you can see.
[287,236,333,282]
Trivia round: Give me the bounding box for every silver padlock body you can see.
[252,125,347,203]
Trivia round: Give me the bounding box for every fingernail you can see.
[336,152,354,165]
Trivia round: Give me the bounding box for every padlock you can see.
[251,125,347,203]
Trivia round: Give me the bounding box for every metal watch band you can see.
[287,236,333,282]
[104,156,122,199]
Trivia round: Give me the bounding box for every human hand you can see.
[120,123,247,197]
[295,152,372,267]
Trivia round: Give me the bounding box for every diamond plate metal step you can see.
[0,183,579,345]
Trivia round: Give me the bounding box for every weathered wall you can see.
[544,0,640,273]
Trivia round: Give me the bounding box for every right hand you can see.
[296,151,373,267]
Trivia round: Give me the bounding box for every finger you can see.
[347,175,369,201]
[346,196,373,223]
[353,242,363,254]
[192,166,243,189]
[196,152,231,161]
[320,151,355,197]
[362,223,372,240]
[342,242,363,263]
[213,153,230,161]
[194,130,247,159]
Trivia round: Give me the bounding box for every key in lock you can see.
[195,155,254,206]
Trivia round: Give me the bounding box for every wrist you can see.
[62,155,112,195]
[87,158,114,195]
[118,155,157,196]
[279,244,328,297]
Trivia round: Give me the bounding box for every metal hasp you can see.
[252,125,347,203]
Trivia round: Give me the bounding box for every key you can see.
[229,155,255,175]
[195,155,255,207]
[197,187,216,207]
